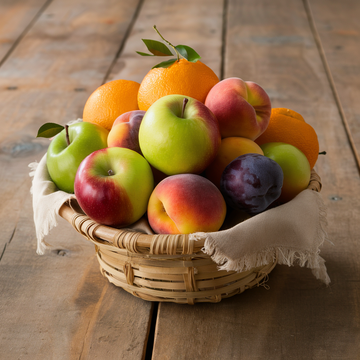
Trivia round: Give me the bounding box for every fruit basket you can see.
[32,28,329,304]
[58,170,322,305]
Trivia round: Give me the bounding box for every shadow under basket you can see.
[59,170,322,305]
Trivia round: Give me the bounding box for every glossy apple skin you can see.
[74,147,154,227]
[205,136,264,188]
[47,122,109,193]
[107,110,146,153]
[204,77,271,140]
[220,153,283,214]
[147,174,227,234]
[139,95,221,175]
[260,142,311,204]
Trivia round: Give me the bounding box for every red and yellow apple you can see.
[260,142,311,204]
[74,147,154,227]
[147,174,227,234]
[107,110,146,153]
[139,95,221,175]
[205,136,264,188]
[204,77,271,140]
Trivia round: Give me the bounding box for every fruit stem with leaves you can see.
[153,25,182,62]
[136,25,201,69]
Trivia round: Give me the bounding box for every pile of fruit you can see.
[37,26,320,235]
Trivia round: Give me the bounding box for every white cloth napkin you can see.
[29,153,331,284]
[190,189,330,284]
[29,153,76,255]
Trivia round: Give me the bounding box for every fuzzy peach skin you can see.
[147,174,227,234]
[205,136,264,188]
[107,110,146,153]
[205,77,271,140]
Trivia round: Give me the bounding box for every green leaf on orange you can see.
[141,39,173,56]
[152,58,177,69]
[36,123,64,138]
[175,45,201,62]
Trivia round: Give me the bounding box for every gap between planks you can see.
[144,302,159,360]
[101,0,146,85]
[0,0,53,68]
[0,226,16,262]
[220,0,229,80]
[303,0,360,174]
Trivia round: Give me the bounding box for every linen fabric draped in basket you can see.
[29,152,331,285]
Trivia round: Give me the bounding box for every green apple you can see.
[260,142,311,204]
[138,95,221,175]
[46,122,109,193]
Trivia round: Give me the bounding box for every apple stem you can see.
[319,151,327,155]
[108,169,114,176]
[65,125,70,146]
[181,98,189,118]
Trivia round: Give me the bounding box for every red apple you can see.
[147,174,227,234]
[205,77,271,140]
[74,147,154,227]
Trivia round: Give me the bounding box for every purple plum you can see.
[220,153,283,214]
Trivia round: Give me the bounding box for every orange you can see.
[137,58,219,111]
[255,108,319,169]
[271,107,306,122]
[83,79,140,131]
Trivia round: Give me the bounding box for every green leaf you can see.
[152,58,177,69]
[136,51,154,57]
[36,123,64,138]
[142,39,173,56]
[175,45,201,62]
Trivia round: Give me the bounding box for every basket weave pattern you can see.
[60,170,322,304]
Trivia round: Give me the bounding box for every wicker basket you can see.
[59,170,322,304]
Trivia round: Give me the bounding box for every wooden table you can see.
[1,0,359,359]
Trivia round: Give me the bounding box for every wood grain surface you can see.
[152,0,360,358]
[0,1,153,359]
[0,0,50,64]
[0,0,359,359]
[309,0,360,168]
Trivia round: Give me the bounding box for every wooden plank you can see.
[0,0,154,358]
[0,0,139,250]
[0,195,153,359]
[107,0,224,83]
[0,0,50,63]
[151,0,360,359]
[307,0,360,166]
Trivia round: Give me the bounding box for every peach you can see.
[205,137,264,188]
[107,110,146,153]
[205,77,271,140]
[147,174,227,234]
